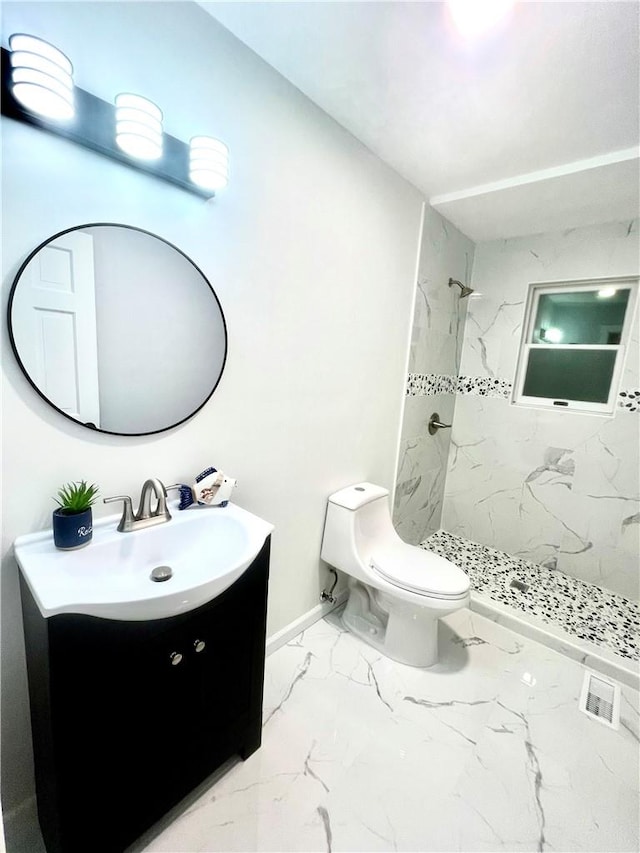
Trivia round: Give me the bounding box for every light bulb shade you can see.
[189,136,229,191]
[9,33,74,120]
[115,93,163,161]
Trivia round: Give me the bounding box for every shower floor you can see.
[422,530,639,671]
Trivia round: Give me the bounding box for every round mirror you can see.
[8,224,227,436]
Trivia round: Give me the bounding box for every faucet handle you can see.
[103,495,135,532]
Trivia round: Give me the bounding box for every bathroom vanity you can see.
[16,505,272,853]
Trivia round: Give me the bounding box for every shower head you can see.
[448,277,474,298]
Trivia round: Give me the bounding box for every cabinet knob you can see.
[169,651,183,666]
[194,639,206,653]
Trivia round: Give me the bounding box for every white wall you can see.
[1,0,423,825]
[442,220,640,600]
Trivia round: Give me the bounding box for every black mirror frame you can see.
[7,222,228,437]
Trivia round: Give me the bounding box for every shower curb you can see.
[470,592,639,690]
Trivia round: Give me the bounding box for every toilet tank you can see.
[321,483,394,574]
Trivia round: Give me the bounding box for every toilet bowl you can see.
[321,482,470,667]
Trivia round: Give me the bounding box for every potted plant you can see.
[52,480,99,550]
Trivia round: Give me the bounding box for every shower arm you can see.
[448,277,474,298]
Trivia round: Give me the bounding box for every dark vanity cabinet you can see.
[20,538,271,853]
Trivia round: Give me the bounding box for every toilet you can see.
[321,482,470,667]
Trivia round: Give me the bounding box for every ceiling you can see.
[199,1,639,242]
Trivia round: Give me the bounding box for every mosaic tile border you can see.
[406,373,640,411]
[619,389,640,412]
[421,529,639,662]
[406,374,509,398]
[407,374,457,396]
[456,375,512,398]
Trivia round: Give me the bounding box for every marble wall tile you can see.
[411,208,474,362]
[411,329,458,377]
[395,465,446,545]
[460,219,640,385]
[398,394,437,440]
[459,296,524,380]
[402,393,454,454]
[394,392,456,544]
[409,276,465,377]
[395,207,474,543]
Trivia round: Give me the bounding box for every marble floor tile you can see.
[142,608,639,853]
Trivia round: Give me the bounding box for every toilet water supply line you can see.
[320,568,339,604]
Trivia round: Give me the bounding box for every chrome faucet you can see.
[104,478,180,532]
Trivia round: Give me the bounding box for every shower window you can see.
[512,277,638,415]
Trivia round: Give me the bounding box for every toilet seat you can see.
[369,541,469,600]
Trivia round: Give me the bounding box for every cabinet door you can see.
[192,593,253,732]
[49,620,199,851]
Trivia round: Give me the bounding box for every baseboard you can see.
[266,590,347,657]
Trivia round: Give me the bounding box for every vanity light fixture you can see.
[1,34,228,199]
[115,93,163,161]
[189,136,229,191]
[597,287,617,299]
[8,33,74,121]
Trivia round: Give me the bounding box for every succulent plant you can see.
[54,481,100,514]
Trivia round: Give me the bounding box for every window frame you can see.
[511,276,639,416]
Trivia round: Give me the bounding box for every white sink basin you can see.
[14,501,274,621]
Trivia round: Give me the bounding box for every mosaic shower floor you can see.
[422,530,639,664]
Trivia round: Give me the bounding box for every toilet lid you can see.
[370,542,470,599]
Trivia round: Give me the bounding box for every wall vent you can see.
[579,672,620,730]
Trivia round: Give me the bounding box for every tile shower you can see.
[393,206,474,544]
[395,217,640,664]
